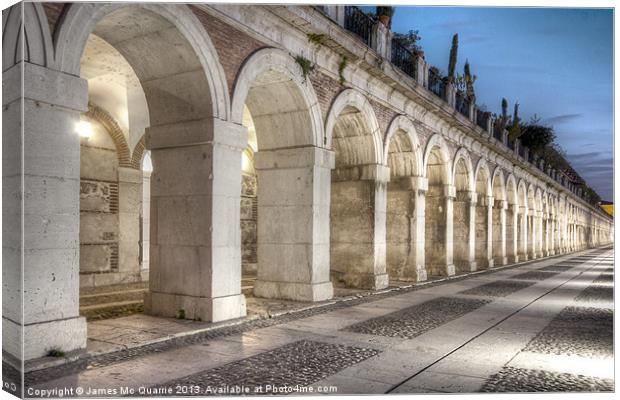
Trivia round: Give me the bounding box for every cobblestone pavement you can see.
[341,297,491,339]
[480,366,613,392]
[523,306,613,358]
[459,280,535,297]
[19,247,613,396]
[537,265,574,273]
[510,270,560,281]
[153,341,379,396]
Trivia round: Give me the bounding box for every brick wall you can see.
[190,6,266,94]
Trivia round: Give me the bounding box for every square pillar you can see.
[144,119,247,322]
[117,167,142,280]
[507,204,519,263]
[453,190,476,272]
[387,176,428,282]
[493,199,508,266]
[520,206,529,261]
[253,146,335,300]
[3,63,88,362]
[444,184,457,276]
[486,196,495,268]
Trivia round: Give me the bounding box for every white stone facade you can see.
[2,2,614,363]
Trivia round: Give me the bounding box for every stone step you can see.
[79,288,146,307]
[80,300,144,321]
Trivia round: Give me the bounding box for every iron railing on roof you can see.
[507,138,515,151]
[428,68,446,99]
[493,123,503,142]
[518,144,527,160]
[391,38,417,79]
[344,6,373,47]
[455,91,469,118]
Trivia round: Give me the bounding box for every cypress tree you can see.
[447,34,458,83]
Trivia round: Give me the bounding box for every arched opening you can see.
[474,164,492,269]
[78,32,149,320]
[329,99,387,290]
[424,139,453,277]
[492,170,507,266]
[69,4,245,323]
[385,125,423,283]
[517,182,528,260]
[527,186,537,259]
[233,48,333,303]
[506,176,519,263]
[452,155,474,273]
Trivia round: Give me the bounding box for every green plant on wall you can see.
[447,33,458,84]
[464,60,476,102]
[295,55,315,82]
[507,102,521,141]
[338,56,348,85]
[307,33,325,45]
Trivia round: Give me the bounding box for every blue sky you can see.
[375,6,613,200]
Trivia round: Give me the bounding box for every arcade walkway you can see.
[25,247,613,395]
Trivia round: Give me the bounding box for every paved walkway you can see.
[25,247,613,396]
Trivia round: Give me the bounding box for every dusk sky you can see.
[377,6,613,200]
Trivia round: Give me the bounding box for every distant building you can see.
[600,201,613,216]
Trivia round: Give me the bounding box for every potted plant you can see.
[376,6,395,27]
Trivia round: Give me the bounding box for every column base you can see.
[144,291,246,323]
[3,316,87,362]
[520,254,529,261]
[508,255,519,264]
[253,280,334,302]
[429,264,456,277]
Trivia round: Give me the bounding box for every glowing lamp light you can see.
[76,121,94,139]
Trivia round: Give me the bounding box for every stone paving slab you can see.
[480,366,613,392]
[342,297,491,339]
[507,351,614,380]
[392,371,487,393]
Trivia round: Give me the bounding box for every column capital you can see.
[444,184,457,199]
[495,199,508,210]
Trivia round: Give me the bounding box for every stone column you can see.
[444,184,457,276]
[549,217,556,256]
[528,212,537,259]
[141,171,151,278]
[397,176,428,282]
[144,119,247,322]
[3,63,88,361]
[508,204,519,263]
[493,199,507,266]
[117,167,142,282]
[486,195,495,268]
[520,206,529,261]
[253,146,336,300]
[453,190,476,272]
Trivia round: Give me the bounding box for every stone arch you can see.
[491,167,507,266]
[2,2,54,70]
[131,136,147,170]
[383,115,423,176]
[231,47,324,149]
[54,2,229,121]
[423,134,452,185]
[423,133,453,277]
[452,148,475,193]
[327,89,387,290]
[85,103,133,168]
[505,173,519,263]
[326,88,383,167]
[53,3,248,323]
[230,48,333,302]
[473,159,492,268]
[452,148,475,273]
[384,115,425,282]
[517,180,529,260]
